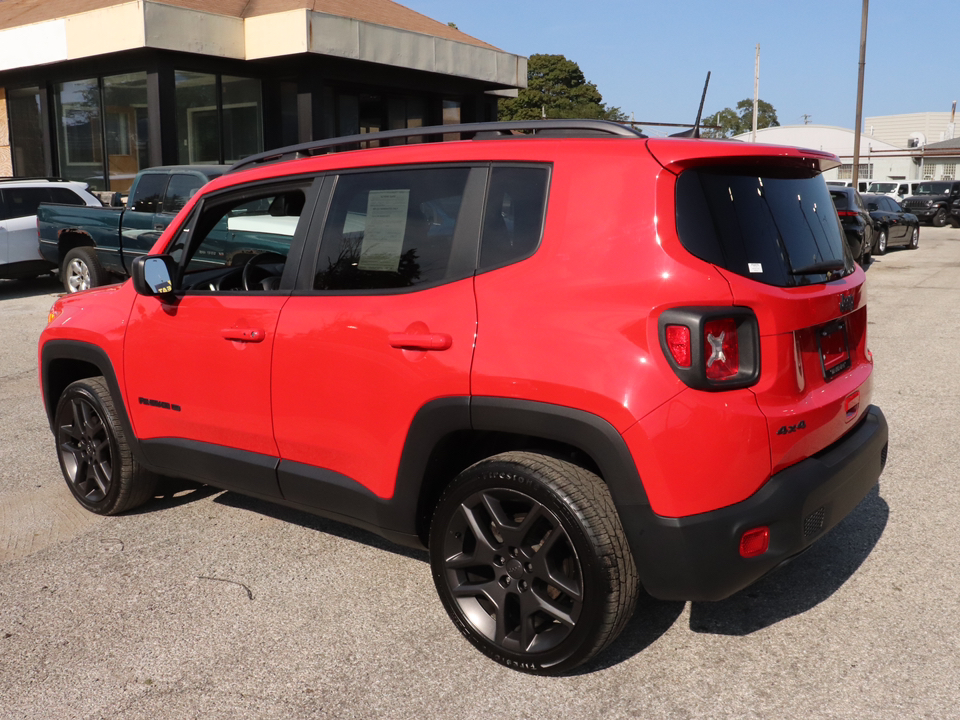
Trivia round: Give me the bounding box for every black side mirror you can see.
[131,255,177,298]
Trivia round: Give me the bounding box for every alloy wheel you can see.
[66,258,91,293]
[58,393,115,504]
[439,488,583,655]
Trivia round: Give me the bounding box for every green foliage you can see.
[702,98,779,138]
[499,54,626,122]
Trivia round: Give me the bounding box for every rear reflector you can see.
[739,527,770,558]
[665,325,692,367]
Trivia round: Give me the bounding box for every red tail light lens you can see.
[658,307,759,391]
[739,526,770,558]
[704,318,739,380]
[665,325,692,367]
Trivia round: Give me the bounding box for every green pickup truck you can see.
[38,165,226,293]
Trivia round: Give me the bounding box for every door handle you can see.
[388,332,452,351]
[222,328,265,343]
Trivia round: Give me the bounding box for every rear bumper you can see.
[630,405,888,601]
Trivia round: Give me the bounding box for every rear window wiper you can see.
[790,259,846,275]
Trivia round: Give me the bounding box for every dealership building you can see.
[0,0,526,192]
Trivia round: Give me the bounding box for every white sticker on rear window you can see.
[748,263,763,273]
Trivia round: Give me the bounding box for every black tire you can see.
[429,451,638,674]
[61,246,106,293]
[876,230,887,255]
[909,226,920,249]
[54,377,158,515]
[932,207,948,227]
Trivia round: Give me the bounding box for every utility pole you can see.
[752,44,760,143]
[852,0,869,189]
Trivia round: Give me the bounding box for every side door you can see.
[1,187,48,264]
[123,176,319,497]
[271,165,483,505]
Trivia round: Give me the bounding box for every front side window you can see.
[677,165,854,287]
[314,167,471,291]
[175,185,308,292]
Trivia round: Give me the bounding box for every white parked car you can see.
[867,181,901,200]
[0,178,101,280]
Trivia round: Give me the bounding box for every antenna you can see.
[669,71,711,138]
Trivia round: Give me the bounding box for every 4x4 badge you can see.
[839,292,854,314]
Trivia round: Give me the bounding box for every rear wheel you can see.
[62,246,106,293]
[429,452,638,674]
[54,377,158,515]
[909,226,920,249]
[876,230,887,255]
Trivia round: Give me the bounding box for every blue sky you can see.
[403,0,954,136]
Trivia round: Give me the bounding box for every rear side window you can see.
[162,174,204,214]
[47,187,87,206]
[314,167,471,291]
[479,166,549,270]
[129,174,168,213]
[677,167,854,287]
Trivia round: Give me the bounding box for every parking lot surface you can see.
[1,228,959,719]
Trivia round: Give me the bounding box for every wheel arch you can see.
[396,397,652,570]
[57,229,96,256]
[40,340,147,466]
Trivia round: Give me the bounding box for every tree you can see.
[499,54,626,122]
[702,98,779,138]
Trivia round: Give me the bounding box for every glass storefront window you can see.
[175,71,218,165]
[8,87,45,177]
[103,72,150,194]
[222,75,262,164]
[54,79,105,189]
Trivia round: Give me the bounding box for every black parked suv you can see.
[901,180,960,227]
[829,186,875,264]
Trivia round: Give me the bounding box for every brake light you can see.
[836,209,859,217]
[704,318,739,380]
[658,307,760,391]
[665,325,692,367]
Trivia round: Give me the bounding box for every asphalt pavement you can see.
[1,227,958,719]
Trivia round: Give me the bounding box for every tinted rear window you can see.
[677,167,854,287]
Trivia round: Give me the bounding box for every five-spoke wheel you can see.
[430,452,638,674]
[55,377,157,514]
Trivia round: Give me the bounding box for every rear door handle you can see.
[222,328,265,343]
[388,332,452,351]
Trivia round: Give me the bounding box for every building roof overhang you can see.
[0,0,526,90]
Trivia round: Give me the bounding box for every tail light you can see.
[659,307,760,390]
[836,209,859,217]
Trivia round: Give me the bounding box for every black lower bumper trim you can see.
[633,405,888,602]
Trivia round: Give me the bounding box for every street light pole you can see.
[852,0,869,190]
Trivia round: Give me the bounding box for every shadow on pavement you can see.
[0,274,61,299]
[688,485,889,636]
[213,490,430,563]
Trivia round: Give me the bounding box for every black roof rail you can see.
[228,119,646,174]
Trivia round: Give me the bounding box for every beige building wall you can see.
[0,87,11,176]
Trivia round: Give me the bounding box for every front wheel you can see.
[932,207,948,227]
[429,452,638,674]
[54,377,158,515]
[876,230,888,255]
[61,246,106,293]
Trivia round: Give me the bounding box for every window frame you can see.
[162,174,324,296]
[301,163,488,296]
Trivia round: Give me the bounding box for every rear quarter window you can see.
[677,166,854,287]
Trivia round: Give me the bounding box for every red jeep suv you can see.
[39,120,888,674]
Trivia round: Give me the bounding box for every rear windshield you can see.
[676,166,855,287]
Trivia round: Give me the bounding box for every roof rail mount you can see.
[228,119,646,173]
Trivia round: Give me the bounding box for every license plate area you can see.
[818,319,851,381]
